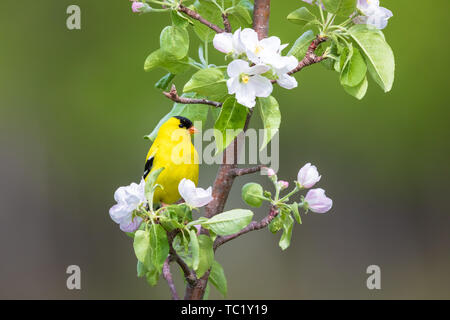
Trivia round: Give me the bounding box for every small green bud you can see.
[263,190,272,198]
[241,182,264,207]
[268,215,283,234]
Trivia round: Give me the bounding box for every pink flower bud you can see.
[131,2,145,13]
[266,168,276,177]
[278,180,289,190]
[297,163,321,188]
[304,188,332,213]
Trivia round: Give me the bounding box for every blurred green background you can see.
[1,0,449,299]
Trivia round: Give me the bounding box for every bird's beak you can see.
[188,126,199,135]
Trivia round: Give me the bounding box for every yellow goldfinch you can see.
[144,116,199,205]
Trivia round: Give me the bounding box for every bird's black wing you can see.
[143,156,154,179]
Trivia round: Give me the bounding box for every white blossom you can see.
[304,188,333,213]
[178,178,213,208]
[109,179,146,232]
[273,55,298,89]
[297,163,321,188]
[212,28,246,57]
[354,0,393,30]
[226,59,272,108]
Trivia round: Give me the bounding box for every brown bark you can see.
[163,85,222,108]
[178,5,225,33]
[183,0,271,300]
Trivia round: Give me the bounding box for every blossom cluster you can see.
[354,0,393,30]
[213,28,299,108]
[303,0,392,30]
[297,163,332,213]
[268,162,332,213]
[109,178,213,232]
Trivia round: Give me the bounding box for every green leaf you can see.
[146,267,160,286]
[159,216,184,232]
[343,76,368,100]
[322,0,356,17]
[134,224,169,273]
[229,0,253,26]
[348,25,395,92]
[287,30,316,60]
[203,283,210,300]
[144,49,191,74]
[189,229,200,271]
[192,1,222,42]
[340,47,367,87]
[160,25,190,60]
[258,96,281,151]
[241,182,264,208]
[145,94,210,141]
[137,260,147,278]
[209,260,227,297]
[149,224,170,272]
[291,202,302,224]
[213,97,248,154]
[287,7,318,26]
[184,68,228,101]
[279,214,294,250]
[201,209,253,236]
[196,235,214,278]
[133,230,152,269]
[144,167,164,207]
[155,73,176,91]
[171,10,191,28]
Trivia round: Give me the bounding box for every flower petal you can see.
[213,32,233,54]
[248,64,270,75]
[249,75,273,98]
[227,77,239,95]
[235,83,257,108]
[120,215,143,233]
[259,36,281,55]
[239,28,259,52]
[227,59,249,78]
[305,188,332,213]
[277,73,298,90]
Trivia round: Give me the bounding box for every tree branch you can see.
[271,36,327,84]
[163,257,180,300]
[214,206,279,250]
[253,0,271,40]
[288,35,327,74]
[222,13,232,32]
[178,5,225,34]
[186,0,272,300]
[163,85,222,108]
[232,165,263,177]
[167,230,196,285]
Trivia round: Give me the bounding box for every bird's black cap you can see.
[174,116,193,129]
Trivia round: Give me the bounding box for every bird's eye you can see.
[179,124,183,128]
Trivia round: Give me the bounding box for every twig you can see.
[167,230,196,285]
[232,165,263,177]
[163,257,180,300]
[178,5,225,33]
[163,85,222,108]
[271,36,327,84]
[288,35,328,75]
[222,13,232,32]
[214,206,279,250]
